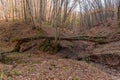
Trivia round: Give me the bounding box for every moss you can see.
[0,67,22,78]
[49,63,56,70]
[63,55,69,59]
[77,56,91,62]
[0,55,22,64]
[72,77,80,80]
[118,22,120,29]
[8,70,22,76]
[39,40,62,53]
[0,52,35,64]
[51,43,62,53]
[39,39,51,52]
[12,46,20,52]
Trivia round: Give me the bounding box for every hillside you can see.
[0,19,120,80]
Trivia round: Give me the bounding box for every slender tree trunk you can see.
[0,0,8,22]
[118,1,120,28]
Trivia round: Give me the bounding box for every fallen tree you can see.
[10,33,120,52]
[12,36,104,51]
[12,36,106,43]
[12,34,120,44]
[1,33,119,54]
[0,34,120,65]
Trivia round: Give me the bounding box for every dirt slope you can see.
[0,20,120,80]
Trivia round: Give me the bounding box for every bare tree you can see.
[118,1,120,28]
[0,0,8,21]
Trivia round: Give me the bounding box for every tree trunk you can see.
[118,1,120,28]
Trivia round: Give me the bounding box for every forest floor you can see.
[0,19,120,80]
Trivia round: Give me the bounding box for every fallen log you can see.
[11,36,104,52]
[12,35,120,44]
[12,36,106,43]
[0,35,119,62]
[11,34,120,52]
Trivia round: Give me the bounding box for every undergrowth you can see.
[0,52,35,64]
[39,40,62,53]
[0,66,22,79]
